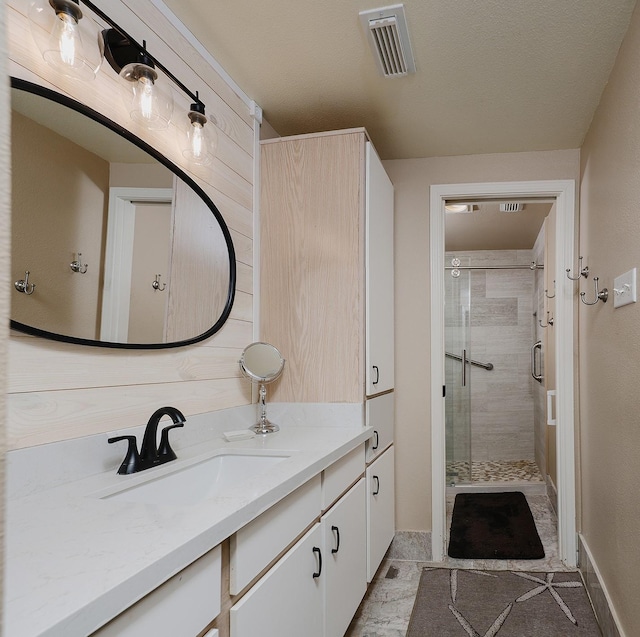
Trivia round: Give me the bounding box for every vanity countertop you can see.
[4,420,371,637]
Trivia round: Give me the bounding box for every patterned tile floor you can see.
[447,459,545,484]
[345,493,573,637]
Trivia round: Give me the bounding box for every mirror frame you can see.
[10,77,236,349]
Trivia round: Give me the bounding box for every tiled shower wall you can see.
[446,250,536,463]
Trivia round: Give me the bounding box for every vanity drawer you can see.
[321,443,365,510]
[230,474,321,595]
[92,545,221,637]
[365,392,394,462]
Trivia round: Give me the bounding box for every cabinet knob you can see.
[372,365,379,385]
[312,546,323,578]
[372,475,380,496]
[372,430,379,450]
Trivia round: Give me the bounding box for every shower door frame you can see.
[430,179,577,567]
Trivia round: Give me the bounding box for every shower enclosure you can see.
[445,257,471,485]
[444,251,546,488]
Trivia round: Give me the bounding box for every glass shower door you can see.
[445,257,472,485]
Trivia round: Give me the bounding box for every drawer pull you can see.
[373,475,380,496]
[331,525,341,554]
[372,430,379,450]
[312,546,322,578]
[372,365,380,385]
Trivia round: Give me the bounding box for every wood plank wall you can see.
[6,0,255,449]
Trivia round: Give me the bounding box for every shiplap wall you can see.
[6,0,255,449]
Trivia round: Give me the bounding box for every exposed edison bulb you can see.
[120,63,174,131]
[183,106,216,167]
[28,0,102,81]
[48,11,81,68]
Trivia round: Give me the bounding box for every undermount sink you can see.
[101,452,290,506]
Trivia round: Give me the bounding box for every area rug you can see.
[406,569,602,636]
[448,492,544,559]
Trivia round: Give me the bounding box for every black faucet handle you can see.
[158,423,184,461]
[108,435,140,474]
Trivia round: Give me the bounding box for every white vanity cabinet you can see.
[230,523,325,637]
[91,545,221,637]
[322,478,367,637]
[230,446,367,637]
[366,446,395,582]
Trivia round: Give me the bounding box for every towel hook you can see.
[545,280,556,299]
[152,274,167,291]
[70,252,88,274]
[566,256,589,281]
[14,270,36,295]
[580,277,608,305]
[539,311,554,328]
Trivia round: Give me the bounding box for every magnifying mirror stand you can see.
[253,383,279,434]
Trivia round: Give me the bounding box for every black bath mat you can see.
[448,492,545,559]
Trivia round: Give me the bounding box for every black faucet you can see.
[108,406,186,475]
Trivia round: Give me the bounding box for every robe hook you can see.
[14,270,36,295]
[545,280,556,299]
[70,253,88,274]
[566,256,589,281]
[580,277,608,305]
[539,311,554,328]
[152,274,167,291]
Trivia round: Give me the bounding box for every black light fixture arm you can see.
[79,0,205,110]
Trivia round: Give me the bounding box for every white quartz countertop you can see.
[5,420,371,637]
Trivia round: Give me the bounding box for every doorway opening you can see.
[444,199,552,494]
[430,180,577,567]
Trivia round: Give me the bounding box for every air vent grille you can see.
[500,203,524,212]
[360,5,416,78]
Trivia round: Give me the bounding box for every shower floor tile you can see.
[447,459,544,483]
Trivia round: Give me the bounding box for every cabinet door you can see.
[366,446,395,582]
[230,524,324,637]
[365,392,394,463]
[323,479,367,637]
[366,141,394,396]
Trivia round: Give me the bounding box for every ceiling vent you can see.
[500,203,524,212]
[360,5,416,78]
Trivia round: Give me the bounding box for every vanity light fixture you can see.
[182,97,217,166]
[27,0,103,81]
[102,29,174,131]
[28,0,218,165]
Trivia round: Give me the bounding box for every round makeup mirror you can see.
[239,342,285,434]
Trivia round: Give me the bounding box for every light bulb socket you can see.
[188,102,207,127]
[102,28,156,78]
[49,0,82,21]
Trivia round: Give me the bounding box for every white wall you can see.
[383,149,580,531]
[578,1,640,631]
[0,0,11,628]
[6,0,255,449]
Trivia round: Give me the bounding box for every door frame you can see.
[429,179,577,567]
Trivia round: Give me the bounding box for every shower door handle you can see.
[531,341,543,382]
[461,349,467,387]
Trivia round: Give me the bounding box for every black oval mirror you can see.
[10,78,235,348]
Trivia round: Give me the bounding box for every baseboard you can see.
[578,534,625,637]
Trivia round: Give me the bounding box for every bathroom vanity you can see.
[4,403,393,637]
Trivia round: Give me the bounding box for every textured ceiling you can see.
[161,0,637,159]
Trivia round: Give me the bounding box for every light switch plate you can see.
[613,268,637,308]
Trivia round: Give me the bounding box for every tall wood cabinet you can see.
[260,128,396,589]
[260,128,394,403]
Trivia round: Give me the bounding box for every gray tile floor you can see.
[345,493,572,637]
